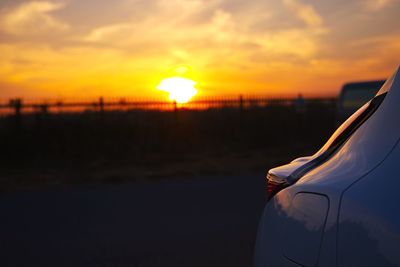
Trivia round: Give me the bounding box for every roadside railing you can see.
[0,95,337,117]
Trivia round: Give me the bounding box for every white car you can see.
[254,66,400,267]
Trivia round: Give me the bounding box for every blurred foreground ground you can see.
[0,174,265,267]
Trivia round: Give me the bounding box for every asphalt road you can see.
[0,174,266,267]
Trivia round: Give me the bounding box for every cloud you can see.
[365,0,396,11]
[0,0,398,98]
[0,1,69,36]
[83,23,132,42]
[282,0,323,27]
[156,0,205,16]
[81,1,323,62]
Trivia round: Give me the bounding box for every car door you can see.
[338,141,400,267]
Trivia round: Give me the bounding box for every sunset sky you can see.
[0,0,399,99]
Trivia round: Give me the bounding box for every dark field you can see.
[0,101,336,192]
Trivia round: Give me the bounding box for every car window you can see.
[342,88,379,109]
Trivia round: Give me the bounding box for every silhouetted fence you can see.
[0,94,339,174]
[0,96,336,117]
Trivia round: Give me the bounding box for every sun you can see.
[157,77,198,104]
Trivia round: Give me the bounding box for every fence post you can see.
[34,103,49,128]
[10,98,22,129]
[238,95,244,144]
[239,95,244,113]
[99,97,105,122]
[40,104,49,115]
[99,97,104,114]
[11,98,22,117]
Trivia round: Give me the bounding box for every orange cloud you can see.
[282,0,323,27]
[365,0,395,11]
[0,1,69,36]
